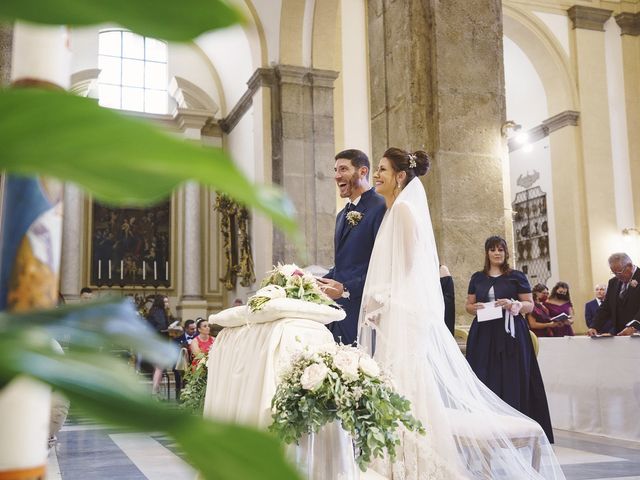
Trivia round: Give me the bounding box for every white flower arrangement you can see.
[269,343,424,471]
[248,263,337,312]
[631,279,638,288]
[346,210,363,227]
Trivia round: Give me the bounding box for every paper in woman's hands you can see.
[477,302,503,322]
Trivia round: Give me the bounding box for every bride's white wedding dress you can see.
[358,178,565,479]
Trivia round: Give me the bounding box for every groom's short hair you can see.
[335,149,370,170]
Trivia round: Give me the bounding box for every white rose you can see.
[279,264,301,277]
[255,284,286,300]
[300,362,329,391]
[310,342,338,356]
[333,351,360,381]
[359,355,381,378]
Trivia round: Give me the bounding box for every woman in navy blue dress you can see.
[465,236,554,442]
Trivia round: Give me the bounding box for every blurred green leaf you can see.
[0,88,297,234]
[0,349,300,480]
[0,299,177,368]
[0,0,243,42]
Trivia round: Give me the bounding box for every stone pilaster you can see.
[272,65,339,266]
[615,12,640,228]
[60,184,84,301]
[568,4,618,283]
[368,0,507,325]
[179,181,207,319]
[567,6,613,32]
[0,24,12,86]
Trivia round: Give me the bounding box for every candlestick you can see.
[165,261,169,281]
[142,262,146,280]
[108,260,112,280]
[120,260,124,280]
[98,259,101,280]
[153,261,157,280]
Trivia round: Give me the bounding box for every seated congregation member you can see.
[545,282,574,336]
[439,265,455,335]
[190,318,214,366]
[585,283,611,331]
[465,236,554,442]
[527,283,563,337]
[588,252,640,336]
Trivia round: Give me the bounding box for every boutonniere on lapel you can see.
[346,211,363,227]
[630,279,638,288]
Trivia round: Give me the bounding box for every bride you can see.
[358,148,565,479]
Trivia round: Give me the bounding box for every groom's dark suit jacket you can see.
[325,188,386,345]
[592,267,640,334]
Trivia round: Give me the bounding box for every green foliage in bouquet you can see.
[180,352,209,414]
[269,344,425,471]
[248,264,337,312]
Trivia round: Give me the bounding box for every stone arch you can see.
[311,0,340,70]
[503,4,579,114]
[279,0,306,65]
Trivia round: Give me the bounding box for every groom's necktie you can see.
[345,202,356,213]
[619,282,628,299]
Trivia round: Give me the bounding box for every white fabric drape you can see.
[203,317,335,428]
[358,178,566,480]
[538,336,640,441]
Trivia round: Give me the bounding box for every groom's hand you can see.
[317,278,344,300]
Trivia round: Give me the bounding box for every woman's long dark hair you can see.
[482,236,512,275]
[549,281,571,302]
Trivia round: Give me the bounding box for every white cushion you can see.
[209,297,346,328]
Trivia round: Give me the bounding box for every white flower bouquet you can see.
[269,343,424,471]
[248,263,337,312]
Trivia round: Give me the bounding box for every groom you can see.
[319,149,386,345]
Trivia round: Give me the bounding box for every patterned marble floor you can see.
[47,419,640,480]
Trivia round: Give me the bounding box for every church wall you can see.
[503,1,640,332]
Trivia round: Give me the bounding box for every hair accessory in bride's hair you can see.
[408,153,417,169]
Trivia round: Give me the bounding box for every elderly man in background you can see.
[585,283,609,331]
[587,253,640,336]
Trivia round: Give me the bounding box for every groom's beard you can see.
[341,172,360,198]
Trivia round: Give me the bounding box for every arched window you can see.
[98,30,168,114]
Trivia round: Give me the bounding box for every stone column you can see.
[273,65,339,267]
[0,24,12,86]
[567,5,617,282]
[615,12,640,229]
[60,184,84,301]
[179,181,206,320]
[368,0,507,325]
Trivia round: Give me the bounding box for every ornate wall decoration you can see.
[214,194,255,290]
[90,200,171,287]
[513,186,551,285]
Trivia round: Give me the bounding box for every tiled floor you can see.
[48,420,640,479]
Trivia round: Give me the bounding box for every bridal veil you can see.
[358,178,565,479]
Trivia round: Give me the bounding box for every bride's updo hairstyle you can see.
[382,147,430,188]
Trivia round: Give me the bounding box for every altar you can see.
[537,336,640,441]
[203,303,339,428]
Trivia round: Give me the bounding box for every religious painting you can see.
[90,200,171,287]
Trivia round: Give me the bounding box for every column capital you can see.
[615,12,640,36]
[275,65,338,88]
[567,6,613,32]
